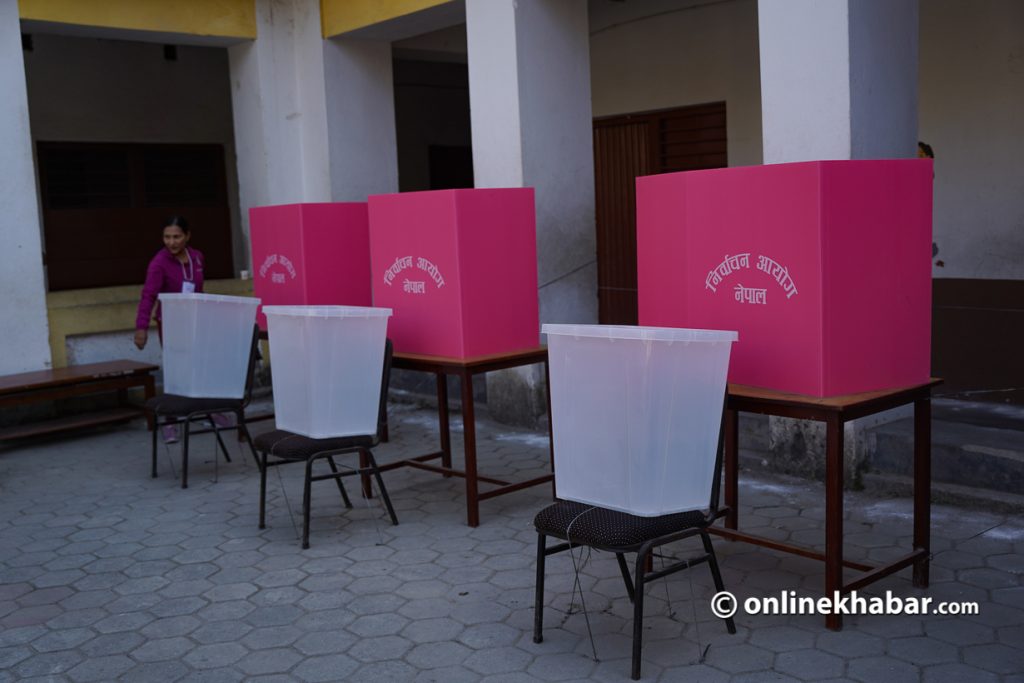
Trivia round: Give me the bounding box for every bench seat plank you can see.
[0,361,159,395]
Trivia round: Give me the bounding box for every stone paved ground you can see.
[0,402,1022,682]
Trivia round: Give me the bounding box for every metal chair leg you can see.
[364,450,398,526]
[534,533,547,643]
[208,414,232,463]
[701,531,736,634]
[151,415,159,478]
[302,458,314,549]
[632,549,649,680]
[326,456,353,508]
[237,412,260,469]
[616,553,636,602]
[181,419,191,489]
[258,451,269,530]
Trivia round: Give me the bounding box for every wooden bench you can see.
[0,360,158,442]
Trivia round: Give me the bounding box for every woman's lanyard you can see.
[180,251,196,293]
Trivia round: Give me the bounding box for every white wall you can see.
[0,0,51,373]
[589,0,762,167]
[921,0,1024,280]
[23,33,244,271]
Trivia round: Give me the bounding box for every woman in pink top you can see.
[135,216,206,443]
[134,216,205,350]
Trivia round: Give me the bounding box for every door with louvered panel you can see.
[594,102,727,324]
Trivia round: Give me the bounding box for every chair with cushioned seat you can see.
[532,397,736,680]
[146,325,262,489]
[254,339,398,549]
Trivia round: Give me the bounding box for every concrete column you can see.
[467,0,597,326]
[758,0,919,482]
[228,0,399,268]
[467,0,596,425]
[0,0,51,374]
[323,38,399,201]
[227,0,331,271]
[759,0,918,163]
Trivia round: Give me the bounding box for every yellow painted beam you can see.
[46,279,254,369]
[19,0,257,40]
[320,0,449,37]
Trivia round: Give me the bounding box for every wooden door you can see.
[594,102,727,324]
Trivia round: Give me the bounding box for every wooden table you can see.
[380,347,554,527]
[712,379,943,629]
[0,360,158,441]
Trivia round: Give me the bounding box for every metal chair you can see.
[146,325,262,489]
[253,339,398,549]
[532,397,735,680]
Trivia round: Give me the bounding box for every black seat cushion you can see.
[534,500,707,549]
[146,394,243,417]
[254,429,375,461]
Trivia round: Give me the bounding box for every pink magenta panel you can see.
[637,159,932,397]
[368,188,539,358]
[250,203,372,330]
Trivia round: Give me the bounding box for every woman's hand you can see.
[134,329,148,350]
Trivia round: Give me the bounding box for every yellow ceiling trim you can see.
[320,0,449,38]
[18,0,257,40]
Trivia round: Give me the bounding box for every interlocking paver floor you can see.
[1,401,1022,682]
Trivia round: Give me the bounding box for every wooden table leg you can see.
[724,408,739,530]
[913,397,931,587]
[461,370,479,527]
[825,413,844,630]
[437,372,452,474]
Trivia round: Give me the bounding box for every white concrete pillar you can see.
[0,0,51,373]
[323,38,399,201]
[758,0,919,476]
[759,0,918,163]
[229,0,331,209]
[466,0,597,327]
[466,0,596,424]
[228,0,399,268]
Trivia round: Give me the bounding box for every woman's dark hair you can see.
[165,216,190,233]
[917,141,934,159]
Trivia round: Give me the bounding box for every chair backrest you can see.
[241,324,261,408]
[707,391,729,517]
[374,338,394,441]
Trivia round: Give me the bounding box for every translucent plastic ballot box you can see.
[368,188,539,358]
[158,293,260,399]
[249,202,372,331]
[262,306,392,439]
[543,324,738,516]
[637,159,933,397]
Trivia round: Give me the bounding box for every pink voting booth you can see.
[637,159,933,397]
[368,188,539,358]
[249,203,372,329]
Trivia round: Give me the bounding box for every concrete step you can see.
[862,471,1024,514]
[871,417,1024,494]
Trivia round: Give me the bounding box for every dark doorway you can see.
[37,141,233,291]
[393,58,472,192]
[428,144,473,190]
[593,102,727,324]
